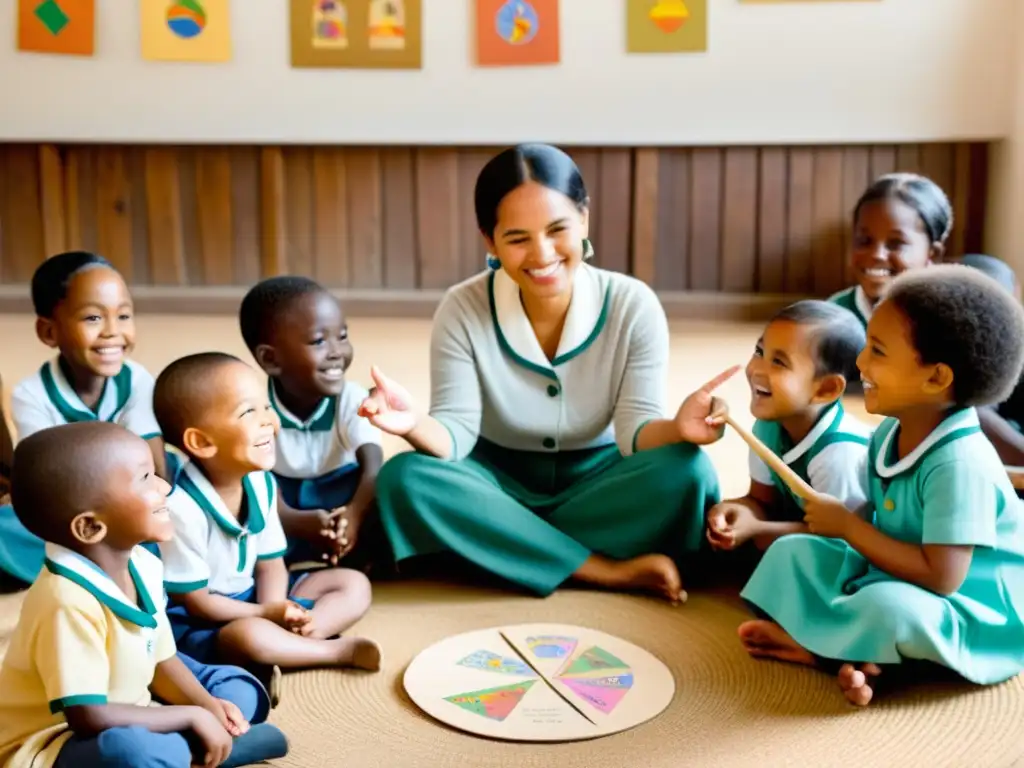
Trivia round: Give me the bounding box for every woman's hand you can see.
[357,366,419,436]
[674,366,741,445]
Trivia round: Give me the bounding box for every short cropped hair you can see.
[31,251,115,318]
[770,300,866,382]
[885,265,1024,406]
[153,352,247,452]
[11,422,139,543]
[853,173,953,246]
[239,276,328,353]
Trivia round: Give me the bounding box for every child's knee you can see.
[94,726,192,767]
[336,568,372,608]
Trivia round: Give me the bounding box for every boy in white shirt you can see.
[153,353,381,702]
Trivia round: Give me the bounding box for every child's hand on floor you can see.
[188,706,235,768]
[208,698,250,737]
[706,502,761,550]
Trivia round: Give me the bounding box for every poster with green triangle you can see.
[444,680,536,721]
[561,647,628,675]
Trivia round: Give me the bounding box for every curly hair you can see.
[885,265,1024,406]
[239,275,330,353]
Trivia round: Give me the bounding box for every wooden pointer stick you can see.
[724,415,823,503]
[1006,466,1024,490]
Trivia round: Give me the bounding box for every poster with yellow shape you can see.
[626,0,706,53]
[140,0,232,62]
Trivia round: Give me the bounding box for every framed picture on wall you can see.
[17,0,95,56]
[291,0,423,69]
[140,0,232,62]
[626,0,707,54]
[475,0,560,67]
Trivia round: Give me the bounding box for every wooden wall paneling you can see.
[67,147,98,254]
[176,150,203,284]
[896,144,922,174]
[195,149,236,285]
[95,147,134,281]
[840,147,870,272]
[594,149,632,275]
[282,148,314,281]
[654,149,690,291]
[345,149,383,289]
[869,146,897,180]
[456,149,494,281]
[311,147,350,289]
[785,148,814,293]
[756,147,788,294]
[921,143,954,202]
[964,143,988,254]
[0,147,45,281]
[950,143,971,260]
[631,148,658,286]
[414,148,459,290]
[0,149,7,280]
[720,147,758,292]
[125,148,151,284]
[62,148,82,250]
[143,148,185,285]
[689,148,722,291]
[380,148,417,289]
[810,148,845,295]
[259,147,286,278]
[229,147,261,286]
[38,145,66,257]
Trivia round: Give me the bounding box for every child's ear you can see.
[70,512,107,545]
[928,242,946,264]
[255,345,282,377]
[810,373,846,405]
[35,317,59,349]
[182,427,218,460]
[923,363,955,397]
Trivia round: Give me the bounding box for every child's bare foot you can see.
[837,662,882,706]
[574,554,686,604]
[737,620,816,666]
[333,637,382,671]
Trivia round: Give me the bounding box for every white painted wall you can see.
[0,0,1015,145]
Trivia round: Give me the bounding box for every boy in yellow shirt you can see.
[0,422,288,768]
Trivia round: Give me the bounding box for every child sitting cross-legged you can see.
[0,421,288,768]
[739,265,1024,706]
[238,276,384,571]
[153,352,381,702]
[706,300,873,554]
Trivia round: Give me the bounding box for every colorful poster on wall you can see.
[626,0,707,53]
[140,0,232,62]
[17,0,95,56]
[476,0,560,67]
[291,0,422,69]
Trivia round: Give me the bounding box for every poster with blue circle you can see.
[495,1,538,46]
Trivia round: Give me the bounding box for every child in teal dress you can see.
[0,252,167,584]
[238,276,384,570]
[707,301,872,554]
[828,173,952,329]
[740,264,1024,706]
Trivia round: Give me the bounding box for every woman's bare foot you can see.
[574,553,686,604]
[737,620,816,666]
[837,662,882,706]
[333,637,383,671]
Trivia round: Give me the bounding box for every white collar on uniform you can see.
[489,263,609,378]
[781,401,843,464]
[875,408,980,478]
[176,459,268,538]
[268,379,336,432]
[39,357,132,424]
[854,285,874,325]
[44,542,159,628]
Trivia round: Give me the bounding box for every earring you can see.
[486,254,501,270]
[582,238,594,260]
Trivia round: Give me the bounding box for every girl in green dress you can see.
[358,143,735,603]
[739,265,1024,706]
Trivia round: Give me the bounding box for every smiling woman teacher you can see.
[359,143,736,603]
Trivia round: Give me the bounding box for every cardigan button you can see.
[547,384,560,397]
[542,437,556,449]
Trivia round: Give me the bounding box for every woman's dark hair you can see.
[853,173,953,246]
[474,144,589,238]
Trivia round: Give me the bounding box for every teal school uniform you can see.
[740,408,1024,684]
[0,358,161,584]
[827,286,872,329]
[376,263,721,597]
[749,401,872,522]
